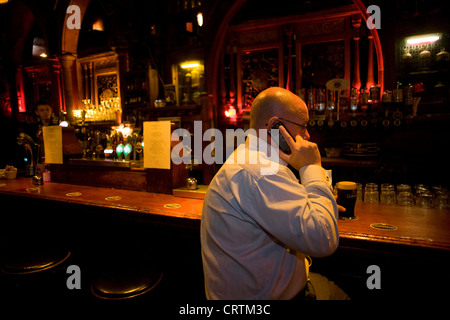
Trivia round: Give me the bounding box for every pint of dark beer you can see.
[336,181,357,219]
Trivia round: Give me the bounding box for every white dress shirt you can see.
[200,132,339,300]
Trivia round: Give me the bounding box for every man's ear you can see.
[267,116,279,129]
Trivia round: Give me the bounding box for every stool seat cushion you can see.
[0,235,70,274]
[92,265,162,299]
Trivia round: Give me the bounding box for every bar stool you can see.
[91,262,163,300]
[0,232,71,300]
[87,220,166,302]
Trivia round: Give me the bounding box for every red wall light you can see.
[225,105,237,122]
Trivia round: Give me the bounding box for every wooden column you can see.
[60,53,77,120]
[366,35,375,89]
[219,49,226,108]
[114,45,129,108]
[351,16,361,91]
[49,57,64,111]
[28,71,40,103]
[285,26,294,91]
[81,62,89,101]
[88,62,95,105]
[229,42,236,106]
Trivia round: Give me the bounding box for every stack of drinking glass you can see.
[353,183,448,209]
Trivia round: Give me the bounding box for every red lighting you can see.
[186,22,193,33]
[225,105,237,122]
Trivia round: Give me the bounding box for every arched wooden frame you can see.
[61,0,91,55]
[60,0,127,118]
[294,12,354,94]
[353,0,384,92]
[206,0,384,123]
[234,28,285,112]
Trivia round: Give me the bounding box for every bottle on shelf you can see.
[393,81,403,111]
[316,88,325,113]
[359,88,369,113]
[326,89,335,111]
[369,85,381,113]
[350,87,359,113]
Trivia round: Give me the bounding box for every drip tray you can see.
[69,159,143,168]
[173,185,208,199]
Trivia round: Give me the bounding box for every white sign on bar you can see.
[143,121,171,169]
[43,126,63,164]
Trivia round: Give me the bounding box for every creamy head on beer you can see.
[337,181,357,190]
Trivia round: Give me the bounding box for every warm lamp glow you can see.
[40,52,47,58]
[225,106,237,118]
[406,34,441,46]
[73,109,83,118]
[181,61,200,69]
[113,124,133,138]
[92,18,105,31]
[197,12,203,27]
[0,0,9,4]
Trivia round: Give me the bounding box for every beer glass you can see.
[414,185,429,206]
[380,183,396,204]
[356,183,363,201]
[364,183,379,203]
[418,190,434,208]
[397,191,414,206]
[336,181,357,219]
[435,190,448,209]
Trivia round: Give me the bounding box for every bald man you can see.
[201,87,348,300]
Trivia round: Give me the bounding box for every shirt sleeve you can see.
[242,164,339,258]
[299,165,333,188]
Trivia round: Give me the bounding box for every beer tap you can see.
[17,132,39,176]
[104,133,113,159]
[124,135,132,161]
[116,131,124,161]
[93,130,103,159]
[131,133,137,160]
[111,131,118,160]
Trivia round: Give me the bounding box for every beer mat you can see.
[66,192,82,197]
[105,196,122,201]
[164,203,181,209]
[370,223,397,231]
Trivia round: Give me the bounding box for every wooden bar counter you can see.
[1,177,449,301]
[0,177,203,227]
[1,178,449,250]
[339,202,450,251]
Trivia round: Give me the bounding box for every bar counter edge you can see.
[1,177,449,251]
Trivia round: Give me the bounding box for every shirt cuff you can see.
[299,165,332,188]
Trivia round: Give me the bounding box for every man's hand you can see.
[277,125,345,213]
[334,195,347,213]
[278,125,321,170]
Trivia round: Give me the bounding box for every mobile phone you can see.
[268,122,292,154]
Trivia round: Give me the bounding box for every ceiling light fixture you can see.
[406,34,441,46]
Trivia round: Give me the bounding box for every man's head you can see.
[35,102,52,122]
[250,87,310,141]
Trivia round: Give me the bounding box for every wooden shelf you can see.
[150,104,201,111]
[322,157,381,168]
